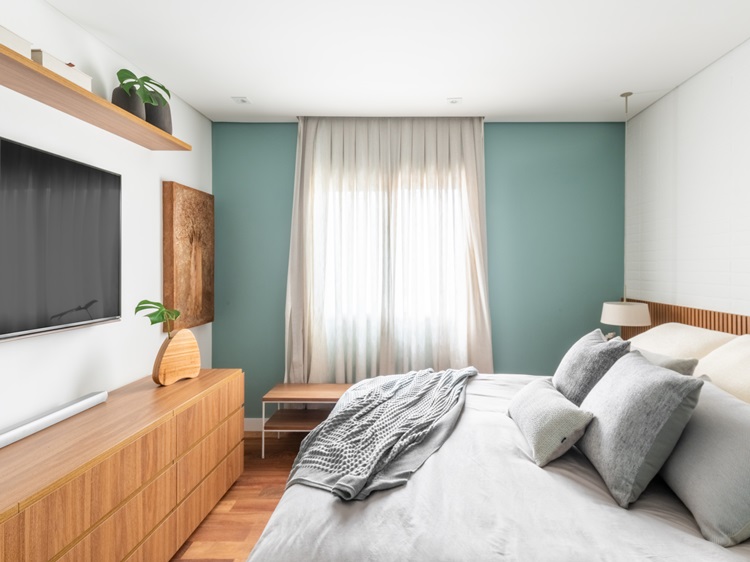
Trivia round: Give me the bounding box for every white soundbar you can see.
[0,390,108,449]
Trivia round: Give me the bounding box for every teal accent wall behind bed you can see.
[213,122,624,417]
[484,123,624,375]
[212,123,298,418]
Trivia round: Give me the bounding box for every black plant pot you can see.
[146,102,173,135]
[111,86,146,120]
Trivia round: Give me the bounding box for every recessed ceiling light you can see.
[231,96,251,104]
[447,97,462,105]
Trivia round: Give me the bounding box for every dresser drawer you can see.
[177,407,244,501]
[57,466,175,562]
[122,509,179,562]
[176,442,244,547]
[175,372,243,456]
[0,513,21,562]
[22,418,174,562]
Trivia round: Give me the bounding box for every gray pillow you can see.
[578,351,703,508]
[552,329,630,406]
[661,379,750,546]
[508,378,594,467]
[635,348,699,376]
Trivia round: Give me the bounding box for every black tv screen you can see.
[0,138,121,340]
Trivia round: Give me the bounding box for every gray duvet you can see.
[248,374,750,561]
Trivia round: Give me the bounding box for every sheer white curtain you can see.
[285,117,493,384]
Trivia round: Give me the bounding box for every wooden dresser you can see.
[0,368,244,562]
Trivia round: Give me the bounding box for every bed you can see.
[248,303,750,561]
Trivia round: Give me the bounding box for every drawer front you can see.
[177,407,244,501]
[122,509,178,562]
[0,513,21,562]
[176,442,243,548]
[175,372,243,457]
[227,438,244,490]
[57,466,175,562]
[125,425,244,562]
[23,418,175,562]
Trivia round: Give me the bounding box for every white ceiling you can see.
[47,0,750,123]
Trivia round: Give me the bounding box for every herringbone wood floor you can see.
[171,432,304,562]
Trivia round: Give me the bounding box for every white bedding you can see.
[248,374,750,561]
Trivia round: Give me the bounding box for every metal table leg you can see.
[261,401,266,459]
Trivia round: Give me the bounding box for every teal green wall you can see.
[485,123,624,374]
[212,123,298,417]
[213,122,624,416]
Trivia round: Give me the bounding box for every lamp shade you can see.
[601,302,651,327]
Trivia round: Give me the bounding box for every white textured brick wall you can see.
[626,38,750,316]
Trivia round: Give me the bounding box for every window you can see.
[286,117,493,383]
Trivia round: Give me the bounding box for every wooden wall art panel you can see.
[163,181,215,330]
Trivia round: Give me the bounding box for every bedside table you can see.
[261,383,352,458]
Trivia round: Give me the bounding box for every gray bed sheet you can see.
[248,374,750,561]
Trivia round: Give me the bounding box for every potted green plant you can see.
[135,299,200,386]
[111,69,173,133]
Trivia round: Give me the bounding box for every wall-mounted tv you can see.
[0,138,121,341]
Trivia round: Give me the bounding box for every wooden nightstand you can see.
[261,383,352,458]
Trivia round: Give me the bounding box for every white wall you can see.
[0,2,213,429]
[626,38,750,315]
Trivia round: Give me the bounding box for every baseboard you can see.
[244,418,263,432]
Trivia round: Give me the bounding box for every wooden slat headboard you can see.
[621,300,750,339]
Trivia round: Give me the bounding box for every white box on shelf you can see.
[0,25,32,58]
[31,49,93,91]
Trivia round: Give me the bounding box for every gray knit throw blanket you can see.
[286,367,477,501]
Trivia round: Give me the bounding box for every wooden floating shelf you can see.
[0,44,191,151]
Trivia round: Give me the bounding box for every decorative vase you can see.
[145,101,173,134]
[152,329,201,386]
[111,86,145,120]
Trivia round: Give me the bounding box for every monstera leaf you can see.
[135,299,180,336]
[116,69,171,106]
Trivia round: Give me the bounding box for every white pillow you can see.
[628,323,736,360]
[696,335,750,403]
[661,379,750,546]
[508,378,594,467]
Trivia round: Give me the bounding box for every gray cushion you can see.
[636,348,699,376]
[578,351,703,508]
[661,379,750,546]
[552,329,630,406]
[508,378,594,467]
